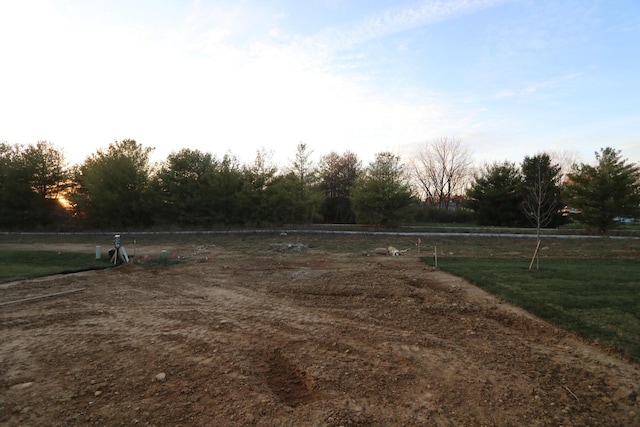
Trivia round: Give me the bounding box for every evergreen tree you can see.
[318,151,361,223]
[239,149,278,226]
[351,152,415,225]
[0,143,36,228]
[465,161,525,226]
[286,143,323,223]
[72,139,154,229]
[0,142,69,229]
[153,148,218,226]
[564,147,640,233]
[209,154,245,224]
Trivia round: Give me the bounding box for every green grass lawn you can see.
[0,250,110,283]
[428,256,640,361]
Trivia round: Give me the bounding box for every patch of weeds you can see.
[135,256,186,268]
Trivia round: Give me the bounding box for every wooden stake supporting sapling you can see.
[529,238,542,271]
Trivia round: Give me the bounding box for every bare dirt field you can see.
[1,237,639,426]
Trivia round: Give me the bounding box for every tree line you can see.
[466,148,640,233]
[1,139,638,233]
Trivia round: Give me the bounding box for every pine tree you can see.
[565,147,640,233]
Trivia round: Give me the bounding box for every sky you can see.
[1,0,639,169]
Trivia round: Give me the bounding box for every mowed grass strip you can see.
[429,257,640,361]
[0,250,109,283]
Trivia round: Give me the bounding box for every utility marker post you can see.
[434,246,438,268]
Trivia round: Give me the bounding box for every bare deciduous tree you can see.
[521,153,562,270]
[411,137,473,209]
[548,149,580,183]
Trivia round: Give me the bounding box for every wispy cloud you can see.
[494,72,584,99]
[310,0,513,52]
[2,0,637,167]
